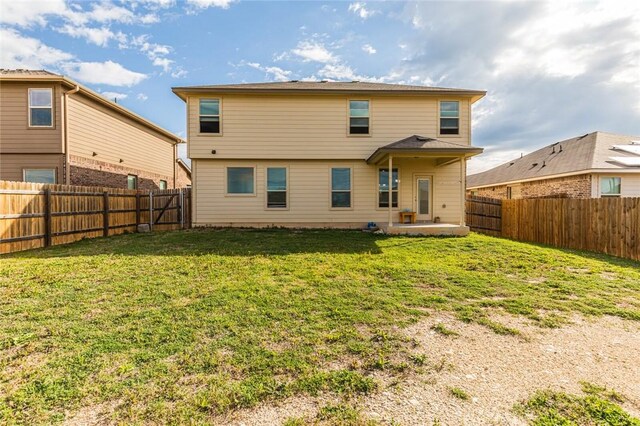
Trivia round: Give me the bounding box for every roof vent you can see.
[351,80,360,83]
[552,146,556,154]
[290,80,299,83]
[577,133,589,140]
[320,80,328,83]
[559,145,563,152]
[509,162,514,166]
[416,136,427,141]
[532,162,539,167]
[542,160,546,167]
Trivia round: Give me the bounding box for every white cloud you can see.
[245,62,292,82]
[100,91,128,101]
[186,0,236,9]
[137,93,149,101]
[61,60,147,86]
[292,40,337,63]
[362,44,376,54]
[153,57,174,72]
[0,0,68,26]
[348,2,378,19]
[57,25,115,47]
[171,67,188,78]
[0,28,73,69]
[88,2,135,23]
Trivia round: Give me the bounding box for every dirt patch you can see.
[63,400,119,426]
[221,314,640,425]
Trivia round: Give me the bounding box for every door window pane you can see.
[418,179,430,214]
[227,167,254,194]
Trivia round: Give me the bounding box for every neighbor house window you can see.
[439,101,459,135]
[331,167,351,208]
[349,100,369,134]
[266,167,287,208]
[127,174,138,190]
[23,169,56,183]
[227,167,254,194]
[159,180,167,190]
[28,88,53,127]
[199,99,220,133]
[600,177,621,197]
[378,168,398,208]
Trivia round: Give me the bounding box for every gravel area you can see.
[222,314,640,425]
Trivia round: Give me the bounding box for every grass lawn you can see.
[1,229,639,424]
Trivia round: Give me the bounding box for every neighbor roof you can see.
[467,131,640,188]
[0,69,184,145]
[367,135,483,164]
[172,81,486,102]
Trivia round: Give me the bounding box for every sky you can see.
[1,0,639,174]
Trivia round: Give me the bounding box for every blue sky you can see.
[2,0,639,173]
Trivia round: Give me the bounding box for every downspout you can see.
[63,85,80,184]
[173,141,178,188]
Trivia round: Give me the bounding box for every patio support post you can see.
[459,157,465,226]
[388,155,393,228]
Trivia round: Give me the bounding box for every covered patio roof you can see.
[366,135,484,164]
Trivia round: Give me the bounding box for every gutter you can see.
[62,84,80,184]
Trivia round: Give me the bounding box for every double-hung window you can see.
[199,99,220,134]
[349,100,369,135]
[227,167,255,195]
[439,101,459,135]
[600,177,621,197]
[331,167,351,208]
[23,169,56,183]
[266,167,287,208]
[29,88,53,127]
[378,168,398,208]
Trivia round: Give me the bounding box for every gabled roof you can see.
[467,131,640,188]
[367,135,483,164]
[176,158,191,176]
[0,69,184,145]
[172,81,486,103]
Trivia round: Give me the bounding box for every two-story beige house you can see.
[172,81,485,234]
[0,69,188,190]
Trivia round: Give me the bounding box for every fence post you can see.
[103,191,109,237]
[179,188,184,229]
[149,191,153,231]
[44,188,52,247]
[135,192,141,226]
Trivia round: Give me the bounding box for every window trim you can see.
[600,176,622,197]
[198,97,222,136]
[376,167,400,210]
[347,99,371,137]
[127,174,138,190]
[329,166,353,210]
[225,165,256,196]
[22,168,56,184]
[438,99,460,137]
[265,166,289,210]
[28,88,54,128]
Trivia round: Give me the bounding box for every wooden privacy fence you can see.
[466,196,640,261]
[0,180,191,255]
[465,196,502,236]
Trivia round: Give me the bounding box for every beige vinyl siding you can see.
[188,94,470,159]
[192,158,464,226]
[0,153,63,183]
[593,173,640,197]
[0,82,63,154]
[67,93,174,176]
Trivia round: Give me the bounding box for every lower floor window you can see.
[227,167,255,194]
[267,167,287,208]
[331,167,351,208]
[127,174,138,190]
[378,168,398,208]
[23,169,56,183]
[600,177,621,197]
[159,180,167,190]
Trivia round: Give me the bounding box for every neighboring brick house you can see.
[467,132,640,199]
[175,158,192,188]
[0,69,189,190]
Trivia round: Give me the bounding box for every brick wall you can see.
[468,174,592,199]
[69,155,174,190]
[175,163,191,188]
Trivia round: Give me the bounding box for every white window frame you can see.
[159,180,167,190]
[127,174,138,190]
[225,166,256,196]
[438,100,460,136]
[28,88,54,128]
[348,99,370,136]
[23,168,56,183]
[377,167,399,209]
[265,166,289,209]
[330,167,353,209]
[199,98,221,135]
[600,176,621,197]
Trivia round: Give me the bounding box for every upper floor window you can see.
[266,167,287,208]
[227,167,255,195]
[379,168,398,208]
[127,174,138,190]
[331,167,352,208]
[439,101,459,135]
[29,88,53,127]
[600,177,621,197]
[199,99,220,134]
[349,100,369,135]
[24,169,56,183]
